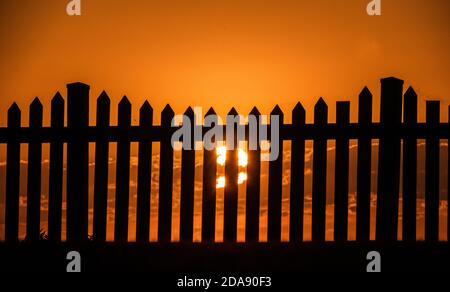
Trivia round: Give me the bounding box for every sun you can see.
[216,146,248,189]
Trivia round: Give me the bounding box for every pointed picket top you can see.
[162,104,174,115]
[119,95,131,108]
[228,107,238,116]
[184,106,195,120]
[30,97,43,110]
[249,106,261,116]
[404,86,417,100]
[140,100,153,114]
[293,102,305,114]
[315,97,328,109]
[98,90,110,104]
[8,102,20,115]
[271,105,283,116]
[8,102,21,127]
[29,97,43,127]
[359,86,372,99]
[205,107,216,117]
[314,97,328,124]
[51,92,64,128]
[292,102,306,125]
[138,100,153,126]
[161,104,175,126]
[51,92,64,106]
[118,96,131,126]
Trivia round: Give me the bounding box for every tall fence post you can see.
[158,105,174,242]
[334,101,350,242]
[246,107,261,242]
[356,87,372,241]
[267,105,284,242]
[5,103,21,242]
[402,87,418,242]
[93,91,111,242]
[376,77,403,242]
[136,101,153,243]
[114,97,132,243]
[425,101,440,242]
[66,82,90,243]
[48,93,65,242]
[290,102,305,242]
[180,107,195,242]
[312,98,328,242]
[224,108,239,242]
[202,108,218,242]
[26,98,43,242]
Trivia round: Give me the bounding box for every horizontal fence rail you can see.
[0,77,449,244]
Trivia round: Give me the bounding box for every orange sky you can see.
[0,0,449,125]
[0,0,449,242]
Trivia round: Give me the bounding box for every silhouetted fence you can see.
[0,77,448,244]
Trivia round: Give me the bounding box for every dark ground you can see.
[0,241,448,273]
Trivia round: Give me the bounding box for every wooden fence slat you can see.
[202,108,218,242]
[180,107,196,242]
[93,91,110,242]
[26,98,43,242]
[290,102,305,242]
[448,106,450,242]
[334,101,350,242]
[48,93,65,242]
[158,105,175,242]
[114,96,132,243]
[425,101,440,242]
[356,87,372,242]
[224,108,239,242]
[66,82,90,243]
[136,101,153,243]
[312,98,328,242]
[5,103,21,242]
[402,87,418,242]
[267,105,284,242]
[376,77,403,242]
[246,107,261,242]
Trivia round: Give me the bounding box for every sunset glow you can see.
[216,146,248,188]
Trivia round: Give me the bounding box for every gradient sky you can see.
[0,0,449,125]
[0,0,449,241]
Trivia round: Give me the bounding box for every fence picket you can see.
[402,87,418,242]
[312,98,328,242]
[26,98,43,242]
[114,97,132,243]
[246,107,261,242]
[290,103,305,242]
[48,93,64,242]
[136,101,153,243]
[93,91,111,242]
[202,108,218,242]
[158,105,175,242]
[356,87,372,242]
[267,105,284,242]
[224,108,239,242]
[5,103,21,242]
[180,107,195,242]
[334,101,350,242]
[425,101,440,242]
